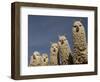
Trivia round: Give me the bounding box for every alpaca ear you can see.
[79,18,82,22]
[50,41,52,44]
[32,52,34,55]
[58,35,60,38]
[64,33,66,36]
[72,19,76,23]
[57,43,59,47]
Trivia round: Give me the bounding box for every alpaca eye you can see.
[59,40,61,42]
[64,39,66,41]
[74,25,77,28]
[79,25,82,27]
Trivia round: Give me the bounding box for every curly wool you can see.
[72,21,87,64]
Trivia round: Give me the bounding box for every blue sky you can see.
[28,15,88,65]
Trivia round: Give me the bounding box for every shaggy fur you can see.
[72,21,88,64]
[58,35,73,65]
[41,53,49,66]
[50,43,59,65]
[29,51,41,66]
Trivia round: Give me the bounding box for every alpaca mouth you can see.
[44,59,46,62]
[61,41,64,45]
[53,49,56,52]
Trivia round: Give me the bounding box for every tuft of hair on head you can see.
[79,18,83,22]
[72,19,77,24]
[72,18,83,23]
[33,51,40,56]
[50,41,53,45]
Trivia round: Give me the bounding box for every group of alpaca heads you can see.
[29,19,87,66]
[29,51,49,66]
[50,35,72,65]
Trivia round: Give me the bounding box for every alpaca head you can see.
[58,35,68,46]
[50,42,59,55]
[72,20,85,33]
[31,51,41,66]
[41,53,48,65]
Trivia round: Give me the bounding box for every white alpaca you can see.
[72,20,87,64]
[50,43,59,65]
[41,53,48,66]
[58,35,72,65]
[29,51,41,66]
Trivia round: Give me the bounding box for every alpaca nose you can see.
[44,59,46,62]
[61,40,64,44]
[53,48,56,52]
[33,55,36,59]
[76,26,79,32]
[74,25,79,32]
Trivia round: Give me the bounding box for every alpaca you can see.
[50,42,59,65]
[41,53,49,66]
[58,35,73,65]
[72,20,88,64]
[29,51,41,66]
